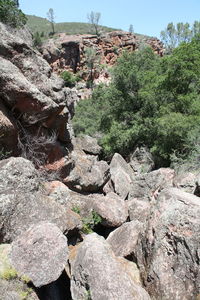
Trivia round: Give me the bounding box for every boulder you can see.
[10,222,69,287]
[0,157,81,242]
[0,244,39,300]
[173,171,200,194]
[129,146,154,175]
[110,153,135,199]
[135,188,200,299]
[107,220,144,257]
[128,167,175,200]
[74,135,102,155]
[70,233,151,300]
[64,149,109,192]
[75,135,102,155]
[91,192,128,227]
[127,198,151,223]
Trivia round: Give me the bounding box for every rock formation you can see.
[41,31,164,81]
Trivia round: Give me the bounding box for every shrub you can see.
[0,0,27,27]
[61,70,81,87]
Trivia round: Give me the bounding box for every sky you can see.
[20,0,200,38]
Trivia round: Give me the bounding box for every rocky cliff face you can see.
[41,31,164,78]
[1,23,200,300]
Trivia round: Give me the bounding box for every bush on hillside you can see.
[60,70,81,87]
[0,0,27,27]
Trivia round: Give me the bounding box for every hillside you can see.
[26,14,118,36]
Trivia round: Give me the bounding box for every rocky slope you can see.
[0,22,200,300]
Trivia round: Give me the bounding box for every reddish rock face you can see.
[41,31,164,76]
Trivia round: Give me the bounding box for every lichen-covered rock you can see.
[107,220,144,257]
[64,149,109,192]
[70,233,151,300]
[110,153,135,199]
[10,222,69,287]
[135,188,200,300]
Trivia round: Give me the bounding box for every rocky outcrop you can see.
[70,233,151,300]
[41,31,164,78]
[0,22,79,164]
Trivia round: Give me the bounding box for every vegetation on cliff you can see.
[73,37,200,166]
[0,0,26,27]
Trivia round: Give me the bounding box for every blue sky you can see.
[20,0,200,38]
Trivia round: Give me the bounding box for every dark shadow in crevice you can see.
[93,223,117,239]
[34,269,72,300]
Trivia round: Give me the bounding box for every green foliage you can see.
[0,0,27,27]
[82,211,102,234]
[72,206,81,214]
[0,266,18,280]
[33,31,42,47]
[60,70,81,87]
[160,21,200,52]
[74,38,200,166]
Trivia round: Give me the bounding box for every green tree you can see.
[47,8,55,34]
[73,37,200,165]
[33,31,42,48]
[129,24,134,34]
[0,0,27,27]
[84,47,100,88]
[87,11,101,36]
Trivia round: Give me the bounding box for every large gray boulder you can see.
[0,157,81,242]
[109,153,135,199]
[64,149,109,192]
[91,192,128,227]
[70,233,151,300]
[135,188,200,300]
[107,220,144,257]
[10,222,69,287]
